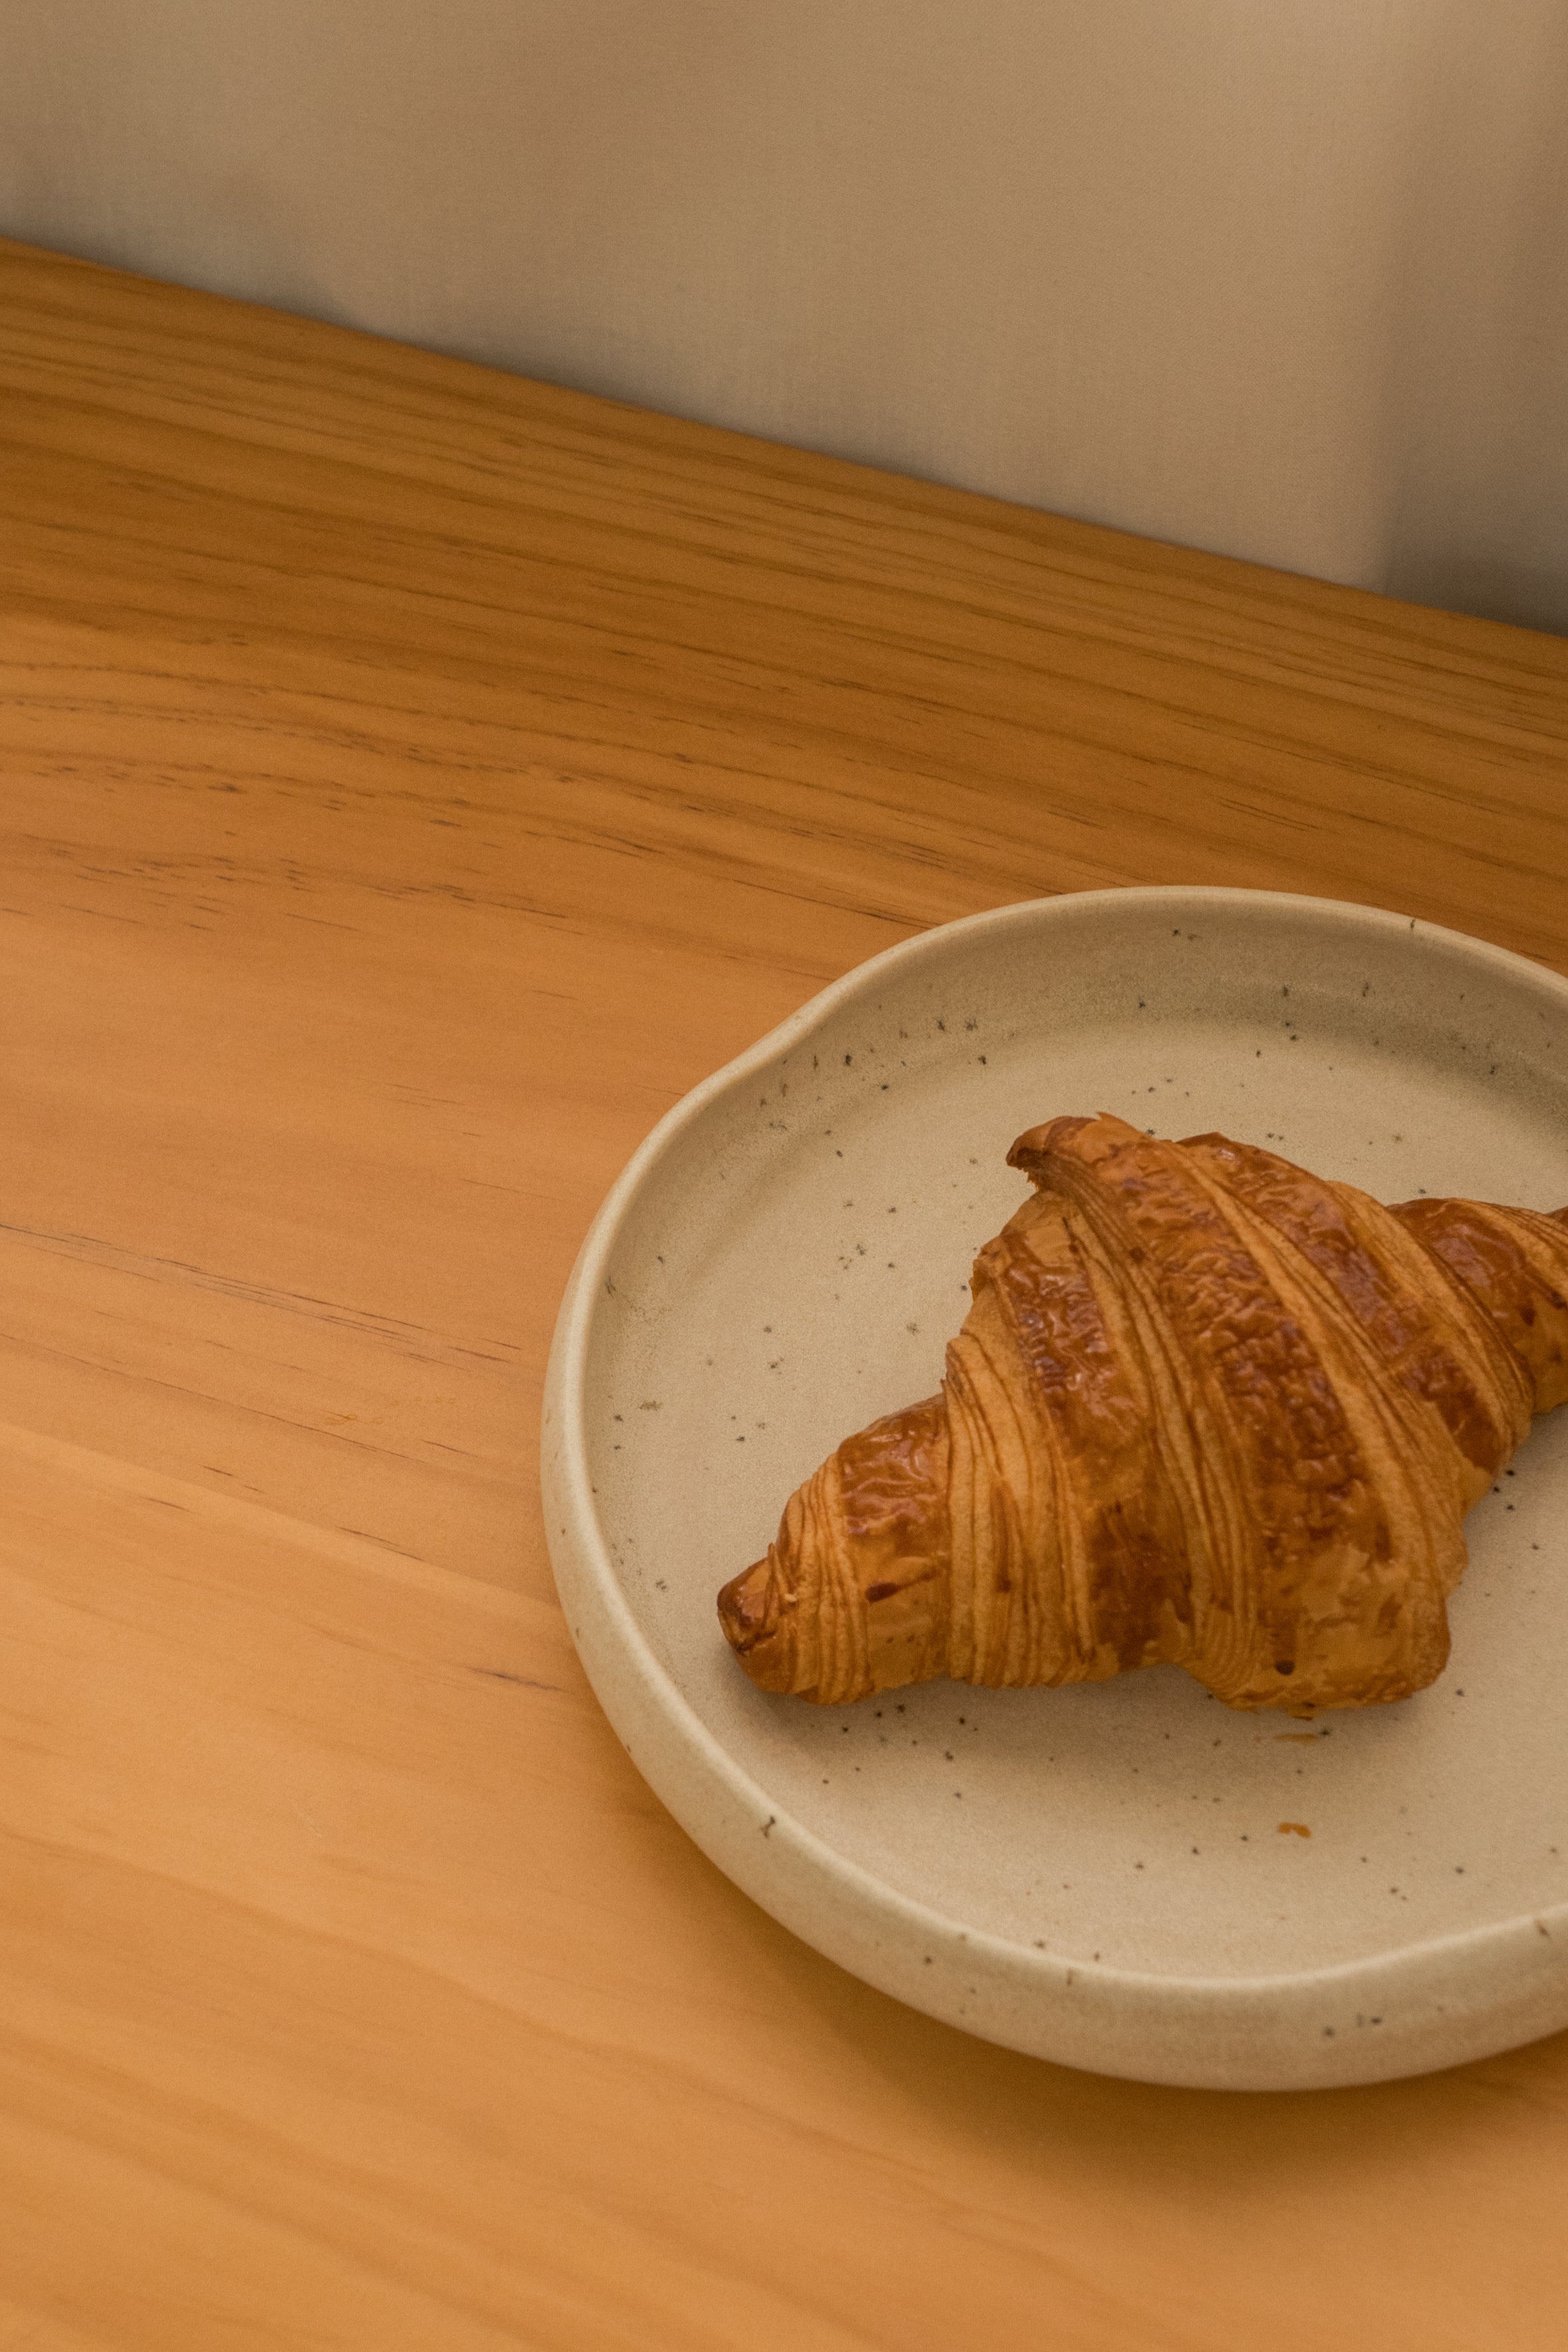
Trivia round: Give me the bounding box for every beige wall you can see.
[4,0,1565,630]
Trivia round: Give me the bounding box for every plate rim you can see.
[541,886,1568,2088]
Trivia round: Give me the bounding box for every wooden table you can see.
[3,235,1567,2351]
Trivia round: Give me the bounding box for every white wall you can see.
[4,0,1565,631]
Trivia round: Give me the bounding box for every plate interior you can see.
[581,900,1568,1982]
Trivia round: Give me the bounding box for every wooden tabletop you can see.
[3,234,1568,2351]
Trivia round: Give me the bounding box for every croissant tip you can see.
[717,1557,804,1694]
[717,1559,772,1650]
[1005,1129,1050,1181]
[1006,1111,1115,1181]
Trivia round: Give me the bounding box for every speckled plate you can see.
[541,888,1568,2089]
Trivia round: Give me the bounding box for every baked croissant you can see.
[717,1115,1568,1713]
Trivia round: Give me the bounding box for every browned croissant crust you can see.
[717,1115,1568,1712]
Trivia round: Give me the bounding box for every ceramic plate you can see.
[541,888,1568,2089]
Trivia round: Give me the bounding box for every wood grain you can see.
[2,235,1567,2351]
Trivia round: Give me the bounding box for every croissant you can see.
[717,1114,1568,1713]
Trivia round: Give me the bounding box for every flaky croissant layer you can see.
[717,1116,1568,1712]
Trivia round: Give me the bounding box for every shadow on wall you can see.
[0,0,1563,635]
[1381,0,1568,634]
